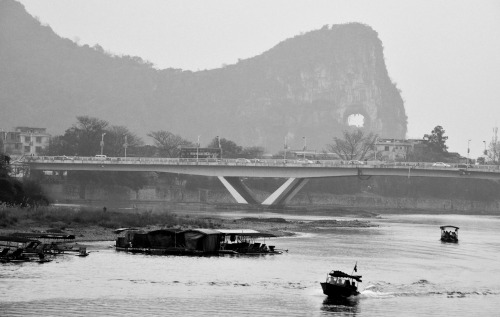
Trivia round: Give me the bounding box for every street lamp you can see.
[29,129,34,155]
[303,136,307,159]
[217,135,222,159]
[483,140,487,156]
[100,133,106,155]
[123,135,128,158]
[467,139,471,165]
[284,136,288,161]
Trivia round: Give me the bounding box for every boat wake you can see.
[359,280,499,299]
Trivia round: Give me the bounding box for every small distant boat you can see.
[440,225,459,243]
[320,265,362,298]
[76,247,89,257]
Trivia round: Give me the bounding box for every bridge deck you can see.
[22,156,500,180]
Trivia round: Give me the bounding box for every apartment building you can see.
[1,127,51,156]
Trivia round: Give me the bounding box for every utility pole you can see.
[303,136,307,160]
[493,127,498,163]
[467,139,471,165]
[217,136,222,159]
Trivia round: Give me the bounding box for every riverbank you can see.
[0,206,377,241]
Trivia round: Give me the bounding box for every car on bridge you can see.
[347,160,366,165]
[235,158,251,164]
[296,159,314,164]
[432,162,451,167]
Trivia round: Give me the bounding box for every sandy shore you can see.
[0,215,376,242]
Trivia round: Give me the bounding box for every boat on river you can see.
[115,228,222,255]
[9,232,77,254]
[320,266,362,298]
[114,228,284,256]
[440,225,459,243]
[0,236,42,263]
[218,229,284,255]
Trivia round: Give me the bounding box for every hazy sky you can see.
[19,0,500,158]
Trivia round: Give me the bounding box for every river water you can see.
[1,211,499,316]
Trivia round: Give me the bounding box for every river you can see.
[1,211,499,316]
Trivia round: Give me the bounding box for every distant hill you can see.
[0,0,406,152]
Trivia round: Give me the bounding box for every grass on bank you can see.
[0,204,220,230]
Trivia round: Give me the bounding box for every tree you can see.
[0,154,49,207]
[147,130,193,157]
[58,116,109,156]
[327,129,377,160]
[424,125,448,153]
[43,116,149,194]
[485,127,499,164]
[239,146,265,159]
[418,125,449,162]
[42,135,70,156]
[207,137,243,158]
[104,126,143,157]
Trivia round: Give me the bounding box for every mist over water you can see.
[1,212,499,316]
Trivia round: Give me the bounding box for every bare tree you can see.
[148,130,193,157]
[327,129,377,160]
[486,127,499,164]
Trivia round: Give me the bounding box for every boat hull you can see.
[320,282,359,298]
[441,237,458,243]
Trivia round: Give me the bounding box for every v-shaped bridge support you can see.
[218,176,309,207]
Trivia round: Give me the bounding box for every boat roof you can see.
[147,229,183,234]
[0,235,41,243]
[10,232,75,240]
[329,270,363,282]
[182,228,223,235]
[440,226,459,230]
[113,227,140,234]
[217,229,277,238]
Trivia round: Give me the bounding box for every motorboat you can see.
[320,267,362,298]
[440,225,459,243]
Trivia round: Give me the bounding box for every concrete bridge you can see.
[23,156,500,207]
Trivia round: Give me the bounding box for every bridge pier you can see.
[218,176,259,204]
[218,176,309,207]
[262,178,309,207]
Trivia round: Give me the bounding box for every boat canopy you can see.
[10,232,75,240]
[217,229,276,238]
[0,235,40,243]
[440,226,459,230]
[113,228,140,234]
[328,270,363,282]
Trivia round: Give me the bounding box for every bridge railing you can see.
[22,156,500,172]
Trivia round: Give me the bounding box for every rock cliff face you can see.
[0,0,406,152]
[176,23,407,151]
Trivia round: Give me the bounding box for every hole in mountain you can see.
[347,114,365,127]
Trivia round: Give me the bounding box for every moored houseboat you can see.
[115,228,222,255]
[114,228,284,256]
